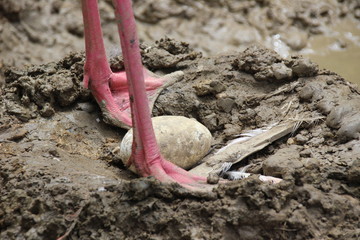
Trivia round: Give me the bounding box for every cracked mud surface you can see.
[1,40,360,239]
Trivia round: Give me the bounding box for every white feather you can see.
[215,123,278,154]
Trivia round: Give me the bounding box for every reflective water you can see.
[266,17,360,86]
[302,18,360,86]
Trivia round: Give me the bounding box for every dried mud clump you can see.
[142,37,202,70]
[326,98,360,142]
[233,45,318,82]
[294,72,360,143]
[3,52,88,122]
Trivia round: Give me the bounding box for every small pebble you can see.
[207,173,220,184]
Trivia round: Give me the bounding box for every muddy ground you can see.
[1,0,360,84]
[1,39,360,240]
[1,0,360,240]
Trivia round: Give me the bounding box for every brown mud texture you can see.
[1,0,360,68]
[1,1,360,240]
[1,39,360,240]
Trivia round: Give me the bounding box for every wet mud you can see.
[1,0,360,239]
[1,0,360,85]
[1,39,360,239]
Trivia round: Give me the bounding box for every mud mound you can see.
[2,53,88,122]
[1,40,360,239]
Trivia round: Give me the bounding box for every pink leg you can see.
[112,0,207,188]
[81,0,166,129]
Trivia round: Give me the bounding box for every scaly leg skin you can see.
[81,0,182,129]
[112,0,210,190]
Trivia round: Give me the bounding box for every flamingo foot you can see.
[85,69,183,129]
[136,155,214,191]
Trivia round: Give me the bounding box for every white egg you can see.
[119,116,212,173]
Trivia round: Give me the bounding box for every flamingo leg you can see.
[81,0,168,129]
[81,0,207,188]
[112,0,208,188]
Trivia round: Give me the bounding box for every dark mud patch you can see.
[1,40,360,239]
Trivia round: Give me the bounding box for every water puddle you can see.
[266,17,360,86]
[302,18,360,86]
